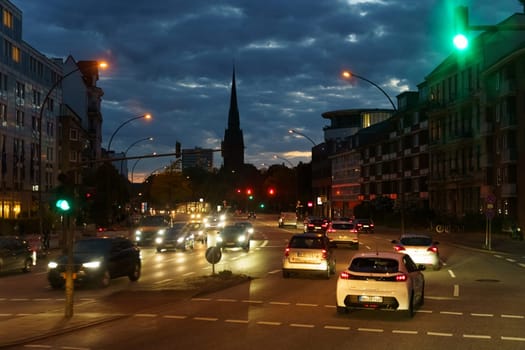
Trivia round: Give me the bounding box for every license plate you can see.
[359,295,382,303]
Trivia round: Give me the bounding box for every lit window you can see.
[11,45,20,63]
[3,9,13,29]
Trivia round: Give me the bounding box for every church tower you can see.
[221,67,245,171]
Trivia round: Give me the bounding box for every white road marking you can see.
[134,314,156,317]
[163,315,187,319]
[453,284,459,297]
[519,263,525,268]
[463,334,491,339]
[154,279,173,284]
[471,313,493,317]
[448,270,456,278]
[269,301,291,305]
[440,311,463,316]
[226,319,249,324]
[296,303,318,307]
[392,330,418,334]
[506,258,516,263]
[428,332,453,337]
[358,328,384,333]
[217,298,237,302]
[242,300,263,304]
[501,336,525,342]
[268,269,282,274]
[324,325,350,330]
[192,298,211,302]
[257,321,281,326]
[194,317,218,321]
[290,323,315,328]
[182,272,195,277]
[501,314,525,319]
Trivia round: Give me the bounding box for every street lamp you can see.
[341,70,397,111]
[107,113,152,152]
[273,154,294,168]
[121,137,153,175]
[130,152,156,183]
[288,129,317,146]
[341,69,404,233]
[38,60,107,241]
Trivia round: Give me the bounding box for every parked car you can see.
[282,233,336,279]
[303,216,329,233]
[354,218,375,233]
[217,224,251,251]
[326,221,359,249]
[155,222,195,252]
[392,233,440,270]
[0,236,34,274]
[336,251,425,317]
[278,212,298,228]
[47,236,141,289]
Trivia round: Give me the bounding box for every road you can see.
[1,214,524,349]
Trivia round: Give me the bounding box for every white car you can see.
[392,233,440,270]
[336,251,425,317]
[325,221,359,249]
[282,233,336,279]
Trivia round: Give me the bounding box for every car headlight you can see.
[82,261,101,269]
[157,229,166,235]
[48,261,58,269]
[155,237,163,244]
[135,230,142,235]
[219,222,225,228]
[248,228,254,234]
[217,236,223,242]
[237,235,246,243]
[177,237,185,243]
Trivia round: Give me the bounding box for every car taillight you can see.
[427,246,438,253]
[339,271,351,279]
[321,249,327,259]
[395,274,407,281]
[327,228,336,233]
[393,245,405,252]
[284,247,290,257]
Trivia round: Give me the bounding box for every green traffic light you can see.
[453,33,468,50]
[56,199,71,212]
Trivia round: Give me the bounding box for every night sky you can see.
[10,0,522,180]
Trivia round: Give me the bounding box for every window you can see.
[0,103,6,126]
[46,121,54,137]
[69,128,78,141]
[32,89,41,107]
[69,150,78,162]
[15,81,25,106]
[0,72,7,97]
[11,45,20,63]
[15,110,24,127]
[2,9,13,29]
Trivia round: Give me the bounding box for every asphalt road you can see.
[1,215,524,350]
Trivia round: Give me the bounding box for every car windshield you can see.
[187,223,202,230]
[400,236,433,246]
[74,239,111,254]
[350,258,399,273]
[222,226,243,234]
[332,223,354,230]
[139,216,168,226]
[290,237,325,249]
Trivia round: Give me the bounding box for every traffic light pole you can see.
[64,212,75,318]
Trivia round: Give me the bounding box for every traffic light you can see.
[55,173,74,213]
[175,141,181,158]
[268,187,275,196]
[55,198,71,212]
[453,6,469,50]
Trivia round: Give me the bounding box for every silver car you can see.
[282,233,336,279]
[392,233,440,270]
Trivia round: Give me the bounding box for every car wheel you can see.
[406,292,415,318]
[128,262,141,281]
[243,243,250,252]
[336,306,348,314]
[432,263,441,271]
[99,269,111,288]
[282,269,290,278]
[22,258,32,273]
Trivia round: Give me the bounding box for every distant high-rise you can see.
[221,67,244,171]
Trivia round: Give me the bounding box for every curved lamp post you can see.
[273,154,294,168]
[107,113,152,152]
[38,60,107,239]
[341,70,397,111]
[130,152,156,183]
[341,70,403,233]
[121,137,153,175]
[288,129,317,146]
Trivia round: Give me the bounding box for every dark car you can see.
[155,222,195,252]
[47,236,141,289]
[217,224,251,251]
[354,218,375,233]
[303,216,329,233]
[0,236,34,274]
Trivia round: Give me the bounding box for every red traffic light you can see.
[268,187,275,195]
[246,188,252,195]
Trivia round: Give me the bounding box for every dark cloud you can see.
[11,0,521,178]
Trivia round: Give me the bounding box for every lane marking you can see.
[194,317,218,321]
[163,315,187,319]
[242,300,263,304]
[518,263,525,268]
[182,272,195,277]
[269,301,290,305]
[217,298,237,302]
[257,321,281,326]
[296,303,318,307]
[358,328,384,333]
[226,319,249,324]
[290,323,315,328]
[471,313,493,317]
[324,325,350,330]
[192,298,211,302]
[453,284,459,297]
[501,336,525,342]
[154,279,173,284]
[501,314,525,319]
[463,334,491,339]
[392,330,418,334]
[134,314,156,317]
[448,270,456,278]
[441,311,463,316]
[428,332,453,337]
[268,269,282,274]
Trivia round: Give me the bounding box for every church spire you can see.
[228,66,240,129]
